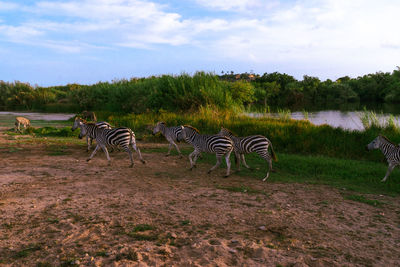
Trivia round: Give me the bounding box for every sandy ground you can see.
[0,130,400,266]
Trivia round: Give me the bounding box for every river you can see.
[248,110,400,131]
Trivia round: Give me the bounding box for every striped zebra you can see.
[218,127,277,181]
[72,118,113,152]
[74,118,146,167]
[367,135,400,182]
[152,122,183,157]
[181,125,233,177]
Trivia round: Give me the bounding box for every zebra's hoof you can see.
[141,160,146,164]
[165,154,170,157]
[224,175,230,178]
[207,170,211,174]
[129,164,134,168]
[86,159,91,162]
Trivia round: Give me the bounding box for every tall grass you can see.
[359,108,399,131]
[96,108,399,162]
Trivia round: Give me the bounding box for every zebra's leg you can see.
[188,150,198,170]
[381,163,396,182]
[100,145,112,165]
[234,152,241,172]
[87,145,101,162]
[86,136,91,152]
[166,142,173,157]
[208,153,223,174]
[224,150,232,177]
[262,154,273,182]
[172,141,183,158]
[131,142,146,164]
[122,145,134,167]
[241,154,251,169]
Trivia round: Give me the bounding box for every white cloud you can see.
[0,0,399,79]
[195,0,278,12]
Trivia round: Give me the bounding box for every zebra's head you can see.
[152,122,165,135]
[181,125,199,141]
[218,127,234,137]
[366,136,382,151]
[72,117,87,139]
[72,117,83,131]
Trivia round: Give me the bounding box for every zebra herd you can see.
[72,117,277,180]
[70,117,400,182]
[11,115,400,182]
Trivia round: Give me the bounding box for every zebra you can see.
[14,116,31,132]
[181,125,233,177]
[72,117,113,152]
[218,127,277,181]
[74,118,146,167]
[152,122,183,157]
[366,135,400,182]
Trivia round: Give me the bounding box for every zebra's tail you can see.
[270,142,278,162]
[128,129,135,145]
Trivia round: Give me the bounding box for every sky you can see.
[0,0,400,86]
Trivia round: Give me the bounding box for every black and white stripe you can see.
[72,118,112,152]
[367,135,400,182]
[153,122,183,157]
[74,118,145,167]
[181,125,233,177]
[218,127,277,181]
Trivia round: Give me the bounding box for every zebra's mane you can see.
[183,125,199,133]
[75,116,87,124]
[221,127,237,137]
[158,121,166,125]
[380,135,397,146]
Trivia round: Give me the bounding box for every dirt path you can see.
[0,131,399,266]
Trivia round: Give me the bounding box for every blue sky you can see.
[0,0,400,86]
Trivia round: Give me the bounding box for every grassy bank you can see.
[144,146,400,196]
[2,133,399,196]
[91,109,399,162]
[7,109,398,162]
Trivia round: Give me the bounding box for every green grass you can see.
[162,147,400,196]
[344,194,384,207]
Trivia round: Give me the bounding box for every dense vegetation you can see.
[1,68,400,113]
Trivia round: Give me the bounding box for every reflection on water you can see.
[0,111,75,121]
[248,110,400,131]
[291,111,366,131]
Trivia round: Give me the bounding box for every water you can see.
[248,110,400,131]
[0,111,75,121]
[1,110,398,131]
